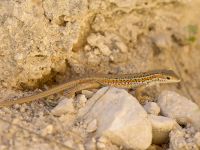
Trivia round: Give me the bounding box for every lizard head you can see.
[156,70,181,83]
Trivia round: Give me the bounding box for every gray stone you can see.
[157,91,200,130]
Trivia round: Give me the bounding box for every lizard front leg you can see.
[135,85,151,104]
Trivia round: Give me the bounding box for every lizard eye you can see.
[166,76,171,80]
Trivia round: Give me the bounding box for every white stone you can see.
[86,119,98,133]
[97,142,106,149]
[79,87,152,149]
[41,125,54,136]
[76,94,87,107]
[64,139,74,148]
[81,90,94,98]
[157,91,200,130]
[98,136,108,143]
[51,98,75,116]
[144,102,160,115]
[148,115,176,144]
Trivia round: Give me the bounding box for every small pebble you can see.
[64,139,74,148]
[97,142,106,149]
[41,124,54,136]
[86,119,97,133]
[76,94,87,107]
[81,90,94,99]
[98,136,108,143]
[144,102,160,115]
[51,98,75,116]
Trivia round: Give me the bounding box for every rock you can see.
[85,138,96,150]
[98,136,108,144]
[41,124,54,136]
[144,102,160,115]
[147,144,163,150]
[157,91,200,130]
[148,115,176,144]
[79,87,152,149]
[169,126,199,150]
[76,94,88,107]
[194,132,200,148]
[86,119,98,133]
[96,142,106,149]
[64,139,74,149]
[81,90,94,99]
[51,98,75,116]
[96,136,119,150]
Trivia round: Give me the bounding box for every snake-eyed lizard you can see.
[0,70,180,107]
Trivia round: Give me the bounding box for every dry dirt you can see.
[0,0,200,149]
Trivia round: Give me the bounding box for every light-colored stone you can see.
[157,91,200,130]
[148,115,176,144]
[96,142,106,149]
[79,87,152,149]
[86,119,98,133]
[76,94,88,107]
[98,136,108,143]
[144,102,160,115]
[64,139,74,149]
[51,98,75,116]
[41,124,54,136]
[81,90,95,99]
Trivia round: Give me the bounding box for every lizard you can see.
[0,69,181,107]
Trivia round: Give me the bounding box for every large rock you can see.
[157,91,200,130]
[79,87,152,149]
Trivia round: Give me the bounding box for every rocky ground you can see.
[0,0,200,149]
[0,88,200,149]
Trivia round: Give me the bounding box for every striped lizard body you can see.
[93,70,180,88]
[0,70,180,107]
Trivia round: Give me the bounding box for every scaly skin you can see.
[0,70,180,107]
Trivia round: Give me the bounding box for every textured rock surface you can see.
[149,115,176,144]
[80,87,152,149]
[158,91,200,130]
[169,125,199,150]
[0,0,88,89]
